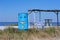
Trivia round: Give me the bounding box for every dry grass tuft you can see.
[0,26,60,40]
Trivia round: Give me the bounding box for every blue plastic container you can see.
[18,13,28,30]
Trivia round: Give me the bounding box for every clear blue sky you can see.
[0,0,60,22]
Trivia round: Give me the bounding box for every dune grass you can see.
[0,26,60,40]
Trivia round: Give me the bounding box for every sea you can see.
[0,22,60,26]
[0,22,18,26]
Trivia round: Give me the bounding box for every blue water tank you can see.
[18,13,28,30]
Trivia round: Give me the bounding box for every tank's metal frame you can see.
[28,9,60,27]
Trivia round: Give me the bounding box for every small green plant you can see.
[44,27,56,34]
[0,30,3,34]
